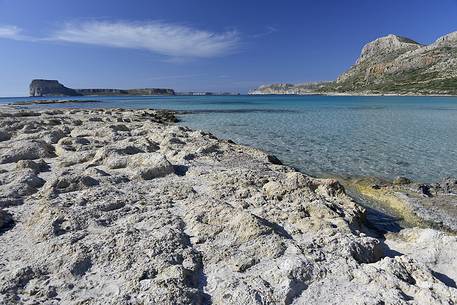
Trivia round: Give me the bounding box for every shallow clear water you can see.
[2,95,457,182]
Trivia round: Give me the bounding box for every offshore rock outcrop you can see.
[251,30,457,95]
[29,79,175,97]
[0,107,455,304]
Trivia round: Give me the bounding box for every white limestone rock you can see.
[0,107,455,305]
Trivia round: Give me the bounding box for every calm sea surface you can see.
[2,95,457,182]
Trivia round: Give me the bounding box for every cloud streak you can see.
[52,21,239,58]
[147,73,206,81]
[252,26,278,38]
[0,25,22,39]
[0,21,240,58]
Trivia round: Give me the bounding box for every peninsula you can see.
[250,31,457,96]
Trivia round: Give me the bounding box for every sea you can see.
[2,94,457,183]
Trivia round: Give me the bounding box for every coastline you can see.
[248,92,457,97]
[0,106,456,303]
[4,101,455,232]
[9,99,102,106]
[4,91,457,101]
[341,176,457,234]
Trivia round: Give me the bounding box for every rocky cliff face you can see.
[30,80,82,97]
[333,32,457,94]
[29,79,175,97]
[352,35,421,66]
[250,31,457,95]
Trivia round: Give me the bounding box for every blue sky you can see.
[0,0,456,96]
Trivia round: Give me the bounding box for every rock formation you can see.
[345,176,457,233]
[11,99,101,106]
[248,82,331,95]
[385,228,457,289]
[30,80,82,97]
[334,32,457,94]
[250,31,457,95]
[29,79,175,97]
[0,106,455,304]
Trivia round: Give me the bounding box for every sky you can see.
[0,0,456,96]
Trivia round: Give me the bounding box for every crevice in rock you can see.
[254,214,293,240]
[194,258,213,305]
[284,280,308,305]
[173,165,189,177]
[178,209,213,304]
[70,257,92,277]
[432,271,457,288]
[0,209,15,235]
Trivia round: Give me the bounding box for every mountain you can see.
[332,32,457,94]
[29,80,175,97]
[250,31,457,95]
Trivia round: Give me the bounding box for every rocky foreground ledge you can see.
[0,108,456,304]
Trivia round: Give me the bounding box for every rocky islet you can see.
[29,80,175,97]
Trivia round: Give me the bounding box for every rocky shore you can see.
[10,100,101,106]
[345,177,457,233]
[0,107,456,304]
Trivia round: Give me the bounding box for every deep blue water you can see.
[2,95,457,182]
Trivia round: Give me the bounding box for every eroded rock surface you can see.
[346,176,457,233]
[0,107,455,304]
[385,228,457,290]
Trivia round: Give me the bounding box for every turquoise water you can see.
[2,95,457,182]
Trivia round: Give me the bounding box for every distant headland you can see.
[250,31,457,96]
[29,79,176,97]
[29,79,240,97]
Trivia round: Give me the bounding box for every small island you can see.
[29,79,176,97]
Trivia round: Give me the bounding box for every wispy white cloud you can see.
[147,73,206,81]
[0,25,22,39]
[0,21,240,59]
[252,26,278,38]
[50,21,240,58]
